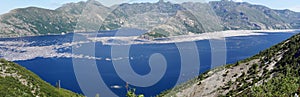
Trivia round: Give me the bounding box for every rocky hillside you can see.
[211,0,300,30]
[0,0,299,38]
[159,32,300,97]
[0,59,83,97]
[0,7,77,37]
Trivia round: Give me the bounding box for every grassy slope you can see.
[159,32,300,97]
[0,59,83,97]
[238,32,300,96]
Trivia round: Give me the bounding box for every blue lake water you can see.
[3,31,296,96]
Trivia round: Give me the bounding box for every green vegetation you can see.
[126,89,144,97]
[239,33,300,96]
[225,33,300,96]
[145,28,169,38]
[228,33,300,96]
[247,75,299,96]
[0,59,83,97]
[159,33,300,96]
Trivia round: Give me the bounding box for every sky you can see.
[0,0,299,15]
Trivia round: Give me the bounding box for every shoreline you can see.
[0,29,297,39]
[0,29,298,62]
[89,29,299,45]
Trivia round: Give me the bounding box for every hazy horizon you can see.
[0,0,299,15]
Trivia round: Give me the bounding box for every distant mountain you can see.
[0,0,299,38]
[211,0,300,30]
[0,7,76,37]
[159,32,300,97]
[0,59,83,96]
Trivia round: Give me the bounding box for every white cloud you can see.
[290,6,300,12]
[233,0,243,2]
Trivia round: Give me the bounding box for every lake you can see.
[0,31,297,96]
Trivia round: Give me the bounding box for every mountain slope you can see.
[0,7,77,37]
[0,59,83,97]
[211,1,295,30]
[0,0,110,38]
[56,0,111,32]
[98,1,210,37]
[0,0,299,38]
[159,32,300,97]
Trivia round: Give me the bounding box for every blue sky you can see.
[0,0,299,15]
